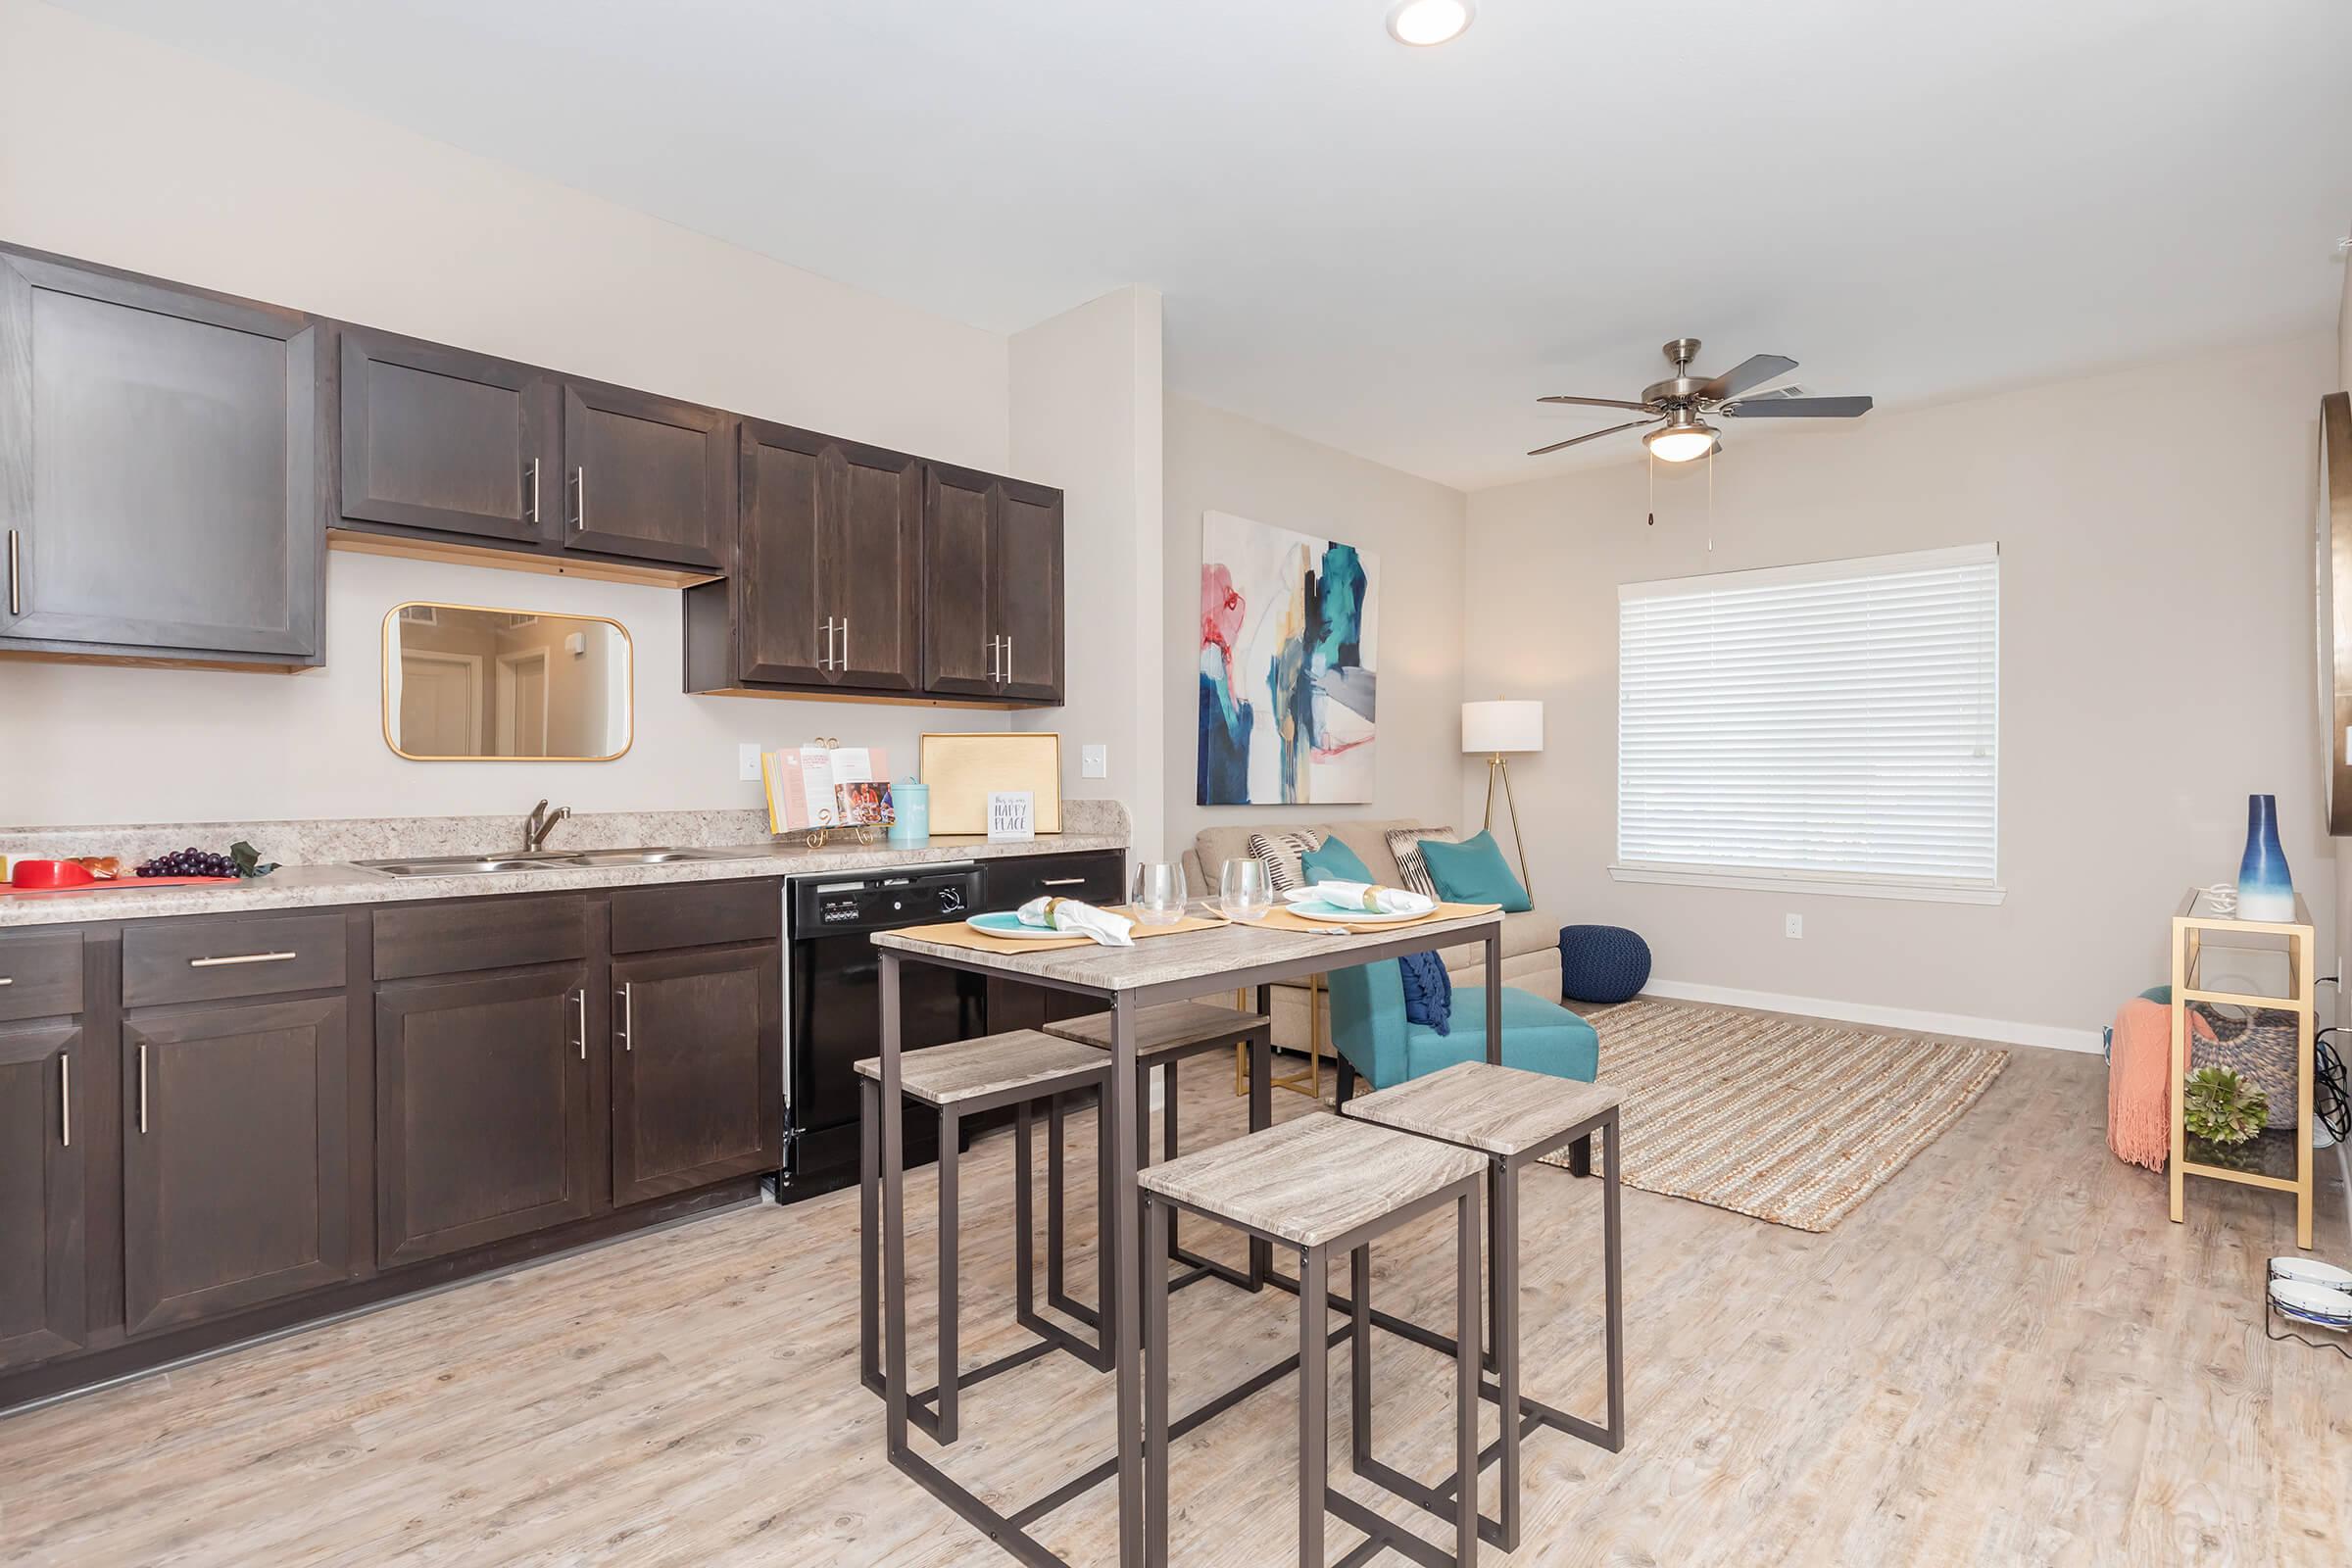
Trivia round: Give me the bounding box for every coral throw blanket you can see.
[2108,999,2210,1171]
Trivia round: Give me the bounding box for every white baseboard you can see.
[1639,978,2105,1054]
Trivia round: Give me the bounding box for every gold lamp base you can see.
[1482,753,1535,899]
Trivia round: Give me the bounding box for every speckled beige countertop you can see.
[0,803,1127,929]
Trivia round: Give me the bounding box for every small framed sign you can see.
[987,790,1036,843]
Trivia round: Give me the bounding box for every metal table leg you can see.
[937,1104,961,1445]
[1110,993,1144,1566]
[879,952,911,1458]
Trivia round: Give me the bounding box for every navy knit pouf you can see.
[1558,925,1651,1004]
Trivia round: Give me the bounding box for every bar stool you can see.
[1343,1061,1625,1551]
[857,1029,1116,1446]
[1138,1112,1488,1567]
[1044,1001,1274,1289]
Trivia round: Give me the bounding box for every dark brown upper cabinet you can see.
[685,420,921,696]
[560,380,732,574]
[0,245,323,668]
[921,463,1065,705]
[337,328,558,548]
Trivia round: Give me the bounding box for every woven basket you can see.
[2187,1002,2298,1130]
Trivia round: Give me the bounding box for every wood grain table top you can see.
[853,1029,1109,1106]
[1136,1111,1484,1247]
[1343,1062,1623,1156]
[870,905,1504,994]
[1042,1001,1268,1057]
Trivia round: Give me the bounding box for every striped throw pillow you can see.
[1247,830,1325,895]
[1386,826,1458,900]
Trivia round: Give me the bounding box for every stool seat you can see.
[855,1030,1107,1106]
[1138,1112,1483,1248]
[1346,1062,1623,1156]
[1043,1001,1267,1058]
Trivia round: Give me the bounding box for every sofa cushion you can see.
[1406,988,1597,1082]
[1247,829,1323,894]
[1437,909,1559,973]
[1419,829,1533,913]
[1385,826,1457,899]
[1192,818,1422,898]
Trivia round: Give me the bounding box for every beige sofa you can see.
[1182,818,1563,1054]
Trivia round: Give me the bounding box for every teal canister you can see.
[888,778,930,847]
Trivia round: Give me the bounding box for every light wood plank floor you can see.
[2,1041,2345,1567]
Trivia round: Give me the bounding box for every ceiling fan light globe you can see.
[1645,424,1717,464]
[1387,0,1474,46]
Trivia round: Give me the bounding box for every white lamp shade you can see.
[1462,700,1543,755]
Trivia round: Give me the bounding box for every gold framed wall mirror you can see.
[382,602,634,761]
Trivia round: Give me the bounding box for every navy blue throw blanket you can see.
[1396,950,1452,1035]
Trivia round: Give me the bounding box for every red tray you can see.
[4,875,242,897]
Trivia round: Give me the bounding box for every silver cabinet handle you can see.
[526,458,542,525]
[571,989,586,1060]
[189,951,296,968]
[1004,635,1013,684]
[616,982,634,1052]
[137,1042,148,1135]
[988,634,1002,682]
[1039,877,1086,888]
[839,617,850,671]
[59,1052,70,1149]
[819,616,836,671]
[0,977,14,987]
[6,528,19,617]
[568,466,586,532]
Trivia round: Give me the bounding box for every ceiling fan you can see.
[1529,338,1873,460]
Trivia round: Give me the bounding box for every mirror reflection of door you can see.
[400,651,485,756]
[496,651,551,758]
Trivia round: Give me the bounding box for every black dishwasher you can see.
[782,864,987,1199]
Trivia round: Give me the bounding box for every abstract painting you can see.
[1198,511,1379,805]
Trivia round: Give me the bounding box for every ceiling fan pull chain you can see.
[1645,447,1655,528]
[1705,443,1715,555]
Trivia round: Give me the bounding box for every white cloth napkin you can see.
[1285,881,1436,916]
[1017,895,1136,947]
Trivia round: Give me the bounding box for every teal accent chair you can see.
[1327,957,1602,1170]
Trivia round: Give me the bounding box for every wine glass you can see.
[1130,861,1189,926]
[1219,857,1273,923]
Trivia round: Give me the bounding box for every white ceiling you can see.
[52,0,2352,490]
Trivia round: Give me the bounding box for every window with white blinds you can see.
[1615,544,2000,896]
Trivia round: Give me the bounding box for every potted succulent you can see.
[2182,1066,2270,1167]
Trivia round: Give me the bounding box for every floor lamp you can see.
[1463,700,1542,897]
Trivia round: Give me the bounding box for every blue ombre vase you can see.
[2235,794,2295,922]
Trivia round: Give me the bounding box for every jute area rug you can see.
[1543,999,2010,1232]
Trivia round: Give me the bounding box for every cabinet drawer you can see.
[0,932,83,1023]
[374,894,587,980]
[122,914,347,1008]
[610,878,780,955]
[982,851,1125,909]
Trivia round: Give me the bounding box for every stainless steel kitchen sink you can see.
[357,847,771,878]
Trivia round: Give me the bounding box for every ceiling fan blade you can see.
[1527,417,1660,457]
[1694,353,1797,403]
[1537,394,1657,413]
[1720,395,1874,418]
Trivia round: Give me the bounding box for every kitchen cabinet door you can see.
[992,477,1065,703]
[827,438,923,693]
[611,945,780,1205]
[375,968,598,1267]
[561,381,731,573]
[122,999,354,1338]
[0,246,322,663]
[920,464,1002,697]
[338,327,558,546]
[734,420,830,686]
[0,1024,84,1369]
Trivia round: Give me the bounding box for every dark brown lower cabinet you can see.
[375,968,597,1268]
[611,945,780,1205]
[121,999,354,1338]
[0,1023,84,1368]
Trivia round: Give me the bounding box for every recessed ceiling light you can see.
[1387,0,1475,47]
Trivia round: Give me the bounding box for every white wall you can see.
[0,0,1013,826]
[1163,395,1467,858]
[1464,334,2338,1048]
[1009,287,1167,857]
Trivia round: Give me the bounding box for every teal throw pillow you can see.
[1299,836,1373,886]
[1419,830,1532,912]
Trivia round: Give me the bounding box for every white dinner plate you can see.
[1286,900,1429,923]
[2269,1255,2352,1291]
[2269,1279,2352,1328]
[965,911,1080,940]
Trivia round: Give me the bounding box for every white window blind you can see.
[1616,544,1999,891]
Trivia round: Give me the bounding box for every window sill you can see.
[1608,864,2007,906]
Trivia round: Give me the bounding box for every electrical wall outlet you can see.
[1785,913,1803,938]
[738,743,763,783]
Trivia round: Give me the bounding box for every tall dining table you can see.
[869,904,1506,1566]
